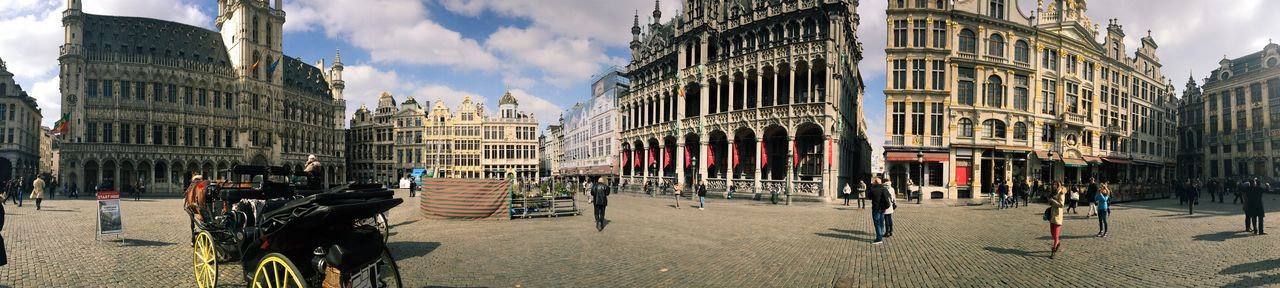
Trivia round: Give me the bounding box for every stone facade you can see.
[882,0,1179,200]
[539,124,563,179]
[57,0,347,193]
[618,0,872,202]
[1178,76,1205,180]
[559,68,628,182]
[1200,43,1280,180]
[348,92,540,181]
[347,92,399,185]
[0,59,42,182]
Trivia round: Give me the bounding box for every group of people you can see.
[4,175,52,210]
[993,177,1034,209]
[1181,178,1270,235]
[1042,178,1113,259]
[863,177,898,244]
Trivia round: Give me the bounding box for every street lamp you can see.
[916,151,924,204]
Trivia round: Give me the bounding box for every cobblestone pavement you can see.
[0,191,1277,287]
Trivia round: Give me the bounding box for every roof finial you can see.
[652,0,662,22]
[334,48,342,64]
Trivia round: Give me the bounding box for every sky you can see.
[0,0,1278,158]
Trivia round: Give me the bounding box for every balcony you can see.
[955,52,979,61]
[888,135,905,146]
[928,136,943,147]
[1105,125,1130,137]
[1061,113,1090,127]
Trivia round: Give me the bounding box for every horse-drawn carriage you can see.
[184,165,403,288]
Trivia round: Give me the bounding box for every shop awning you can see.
[1063,158,1088,167]
[1082,156,1102,164]
[1102,157,1131,165]
[1034,151,1058,161]
[885,151,949,162]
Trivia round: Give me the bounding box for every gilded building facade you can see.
[58,0,347,193]
[618,0,872,202]
[883,0,1178,200]
[1200,43,1280,179]
[349,92,540,181]
[0,59,42,181]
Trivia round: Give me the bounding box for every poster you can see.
[96,190,123,236]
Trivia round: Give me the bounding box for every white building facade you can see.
[560,68,628,182]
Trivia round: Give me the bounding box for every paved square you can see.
[0,191,1277,287]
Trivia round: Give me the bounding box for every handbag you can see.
[1042,207,1051,221]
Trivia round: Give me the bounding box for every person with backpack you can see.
[867,177,891,245]
[883,183,897,238]
[1046,181,1066,259]
[1095,182,1111,238]
[590,177,611,232]
[697,181,708,210]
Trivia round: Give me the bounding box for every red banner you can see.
[792,140,799,167]
[732,142,739,168]
[649,147,656,166]
[827,139,833,168]
[664,146,672,168]
[707,146,715,169]
[761,141,768,168]
[684,144,692,168]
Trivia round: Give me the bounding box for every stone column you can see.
[699,137,710,196]
[824,135,833,201]
[756,71,764,108]
[676,138,685,187]
[657,143,665,180]
[789,66,796,105]
[754,137,763,196]
[727,76,736,112]
[786,135,795,205]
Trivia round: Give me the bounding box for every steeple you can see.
[652,0,662,23]
[330,49,345,100]
[630,10,642,58]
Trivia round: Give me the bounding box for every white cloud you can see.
[505,89,565,127]
[485,27,612,88]
[29,75,61,125]
[284,0,500,71]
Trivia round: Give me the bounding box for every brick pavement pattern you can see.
[0,191,1277,287]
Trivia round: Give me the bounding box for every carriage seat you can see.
[323,226,384,271]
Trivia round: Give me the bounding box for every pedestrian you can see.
[1067,185,1080,214]
[868,177,890,245]
[644,181,652,197]
[1231,179,1243,204]
[727,184,735,199]
[11,177,23,207]
[1021,178,1033,206]
[1086,178,1099,217]
[673,182,683,209]
[697,181,707,210]
[46,178,55,200]
[1047,181,1066,259]
[1244,178,1267,235]
[303,155,322,189]
[408,179,417,197]
[997,179,1009,209]
[884,183,897,238]
[1186,179,1198,215]
[30,176,45,210]
[591,177,610,232]
[842,182,852,206]
[1095,182,1111,238]
[857,180,868,209]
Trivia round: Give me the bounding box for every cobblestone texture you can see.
[0,191,1277,287]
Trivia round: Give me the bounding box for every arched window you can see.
[985,75,1004,107]
[959,118,974,137]
[252,16,260,43]
[1014,40,1030,63]
[989,0,1006,19]
[988,34,1005,57]
[959,29,977,54]
[983,119,1006,139]
[1013,122,1028,140]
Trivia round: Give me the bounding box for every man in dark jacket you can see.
[867,177,891,244]
[1244,178,1266,235]
[591,178,610,232]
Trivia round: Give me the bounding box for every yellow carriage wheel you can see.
[192,231,218,288]
[252,253,307,288]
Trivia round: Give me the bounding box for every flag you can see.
[50,113,70,135]
[635,149,641,168]
[761,141,768,168]
[266,57,280,77]
[827,139,833,168]
[649,147,656,166]
[622,150,628,166]
[792,140,799,167]
[732,142,739,168]
[707,146,715,169]
[250,59,260,72]
[664,146,672,168]
[678,85,685,98]
[684,144,692,168]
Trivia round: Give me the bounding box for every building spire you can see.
[652,0,662,23]
[333,48,343,66]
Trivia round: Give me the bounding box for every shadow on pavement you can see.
[1223,273,1280,287]
[828,229,870,236]
[120,239,176,247]
[388,241,441,259]
[1035,235,1094,240]
[390,219,420,229]
[36,209,76,212]
[1221,259,1280,275]
[982,246,1044,258]
[815,232,870,243]
[1192,231,1252,242]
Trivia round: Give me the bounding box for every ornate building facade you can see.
[540,124,563,179]
[883,0,1178,200]
[348,92,540,181]
[559,68,628,182]
[0,58,42,181]
[1177,76,1204,180]
[618,0,871,202]
[347,92,397,184]
[58,0,347,193]
[1200,43,1280,180]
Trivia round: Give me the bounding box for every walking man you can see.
[1231,179,1243,204]
[842,182,852,206]
[30,176,44,210]
[408,179,418,198]
[1186,179,1198,215]
[697,181,708,210]
[12,177,23,207]
[591,177,610,232]
[1244,178,1267,235]
[997,179,1009,209]
[857,180,868,209]
[868,177,891,245]
[673,182,683,209]
[1086,178,1099,217]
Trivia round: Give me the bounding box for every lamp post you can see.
[916,151,924,204]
